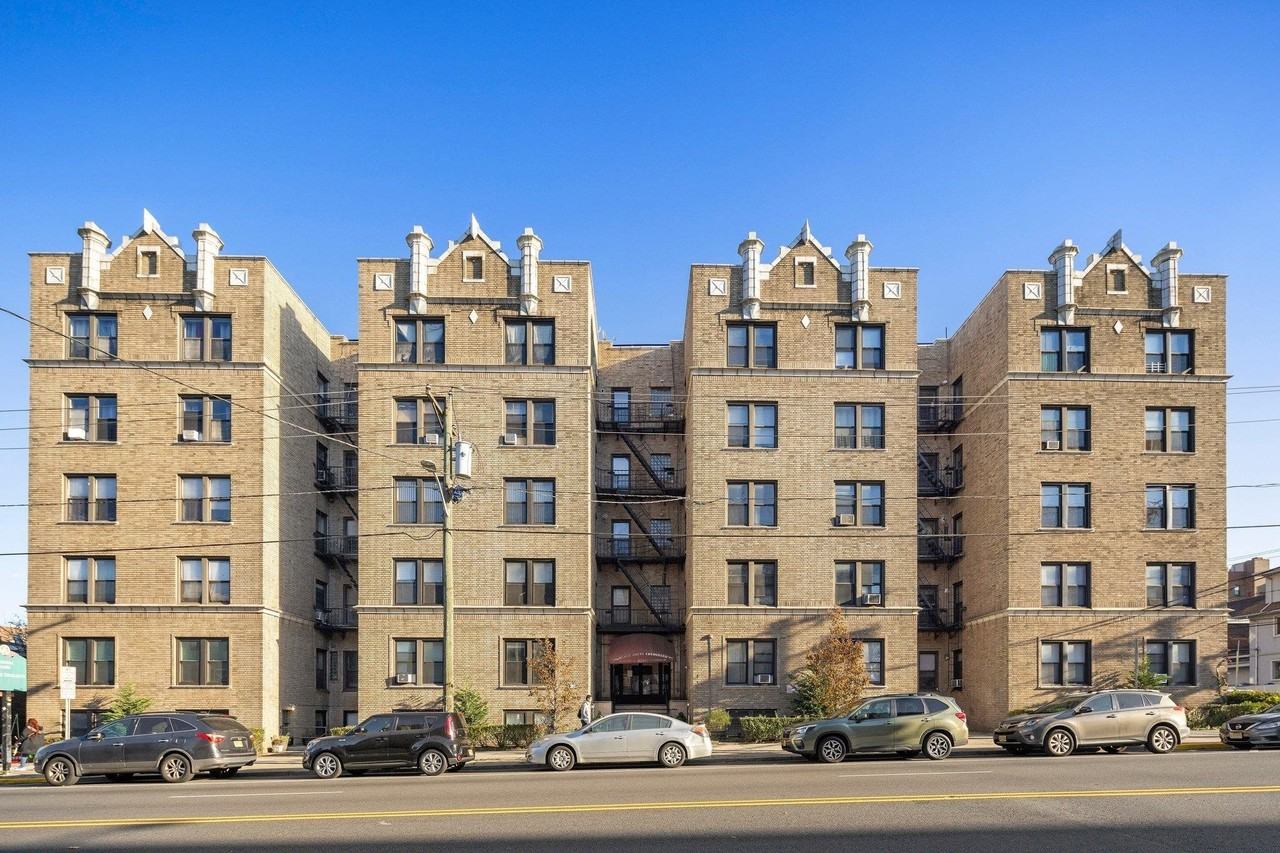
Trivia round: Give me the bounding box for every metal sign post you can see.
[59,666,77,739]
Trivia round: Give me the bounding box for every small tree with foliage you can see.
[790,608,870,718]
[1125,656,1168,689]
[103,683,152,722]
[529,639,580,734]
[454,686,490,729]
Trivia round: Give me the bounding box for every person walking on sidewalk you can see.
[18,718,43,770]
[578,696,593,728]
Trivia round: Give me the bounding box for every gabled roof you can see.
[107,208,186,261]
[436,214,511,266]
[1080,229,1150,279]
[768,219,840,269]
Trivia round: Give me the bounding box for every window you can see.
[726,561,776,606]
[1040,406,1090,451]
[1041,483,1090,528]
[1040,327,1089,373]
[505,560,556,606]
[179,557,231,604]
[1109,268,1127,293]
[65,474,115,522]
[1145,408,1194,453]
[66,394,117,442]
[504,399,556,446]
[649,387,674,418]
[180,315,232,362]
[505,319,555,366]
[1145,485,1195,530]
[393,559,443,605]
[394,639,444,685]
[862,640,885,685]
[834,403,885,449]
[953,649,963,683]
[504,478,555,525]
[835,481,885,527]
[180,396,232,442]
[179,476,231,522]
[176,638,229,686]
[726,481,776,527]
[139,248,159,276]
[64,638,114,685]
[726,403,777,448]
[797,259,815,287]
[836,561,884,606]
[1040,563,1090,607]
[503,639,549,686]
[65,557,115,604]
[315,649,329,690]
[394,318,445,364]
[67,313,117,359]
[343,651,358,691]
[726,323,776,368]
[1146,640,1196,685]
[1145,330,1193,374]
[1040,640,1090,686]
[725,639,776,684]
[394,478,445,524]
[835,324,885,369]
[464,253,484,282]
[1146,563,1194,607]
[394,399,445,445]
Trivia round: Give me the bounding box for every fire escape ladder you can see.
[615,560,667,625]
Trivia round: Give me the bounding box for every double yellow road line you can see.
[4,784,1280,830]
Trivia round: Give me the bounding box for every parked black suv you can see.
[36,712,256,786]
[303,711,474,778]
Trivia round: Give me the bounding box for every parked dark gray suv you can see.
[36,712,256,786]
[303,711,474,778]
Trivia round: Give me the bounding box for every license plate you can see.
[232,738,246,748]
[995,735,1007,743]
[1229,732,1243,740]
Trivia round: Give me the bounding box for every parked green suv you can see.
[782,693,970,762]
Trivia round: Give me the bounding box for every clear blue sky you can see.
[1,2,1278,619]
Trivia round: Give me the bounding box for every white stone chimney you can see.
[517,227,543,316]
[845,234,873,321]
[76,221,110,310]
[1152,242,1183,328]
[405,225,434,315]
[1048,239,1079,324]
[192,223,223,312]
[738,232,765,319]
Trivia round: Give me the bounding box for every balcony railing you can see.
[595,466,685,495]
[315,606,358,630]
[596,535,684,562]
[314,535,358,559]
[918,399,962,432]
[917,533,964,562]
[918,606,962,631]
[317,398,358,431]
[315,464,358,492]
[595,397,685,432]
[596,605,686,632]
[917,459,964,498]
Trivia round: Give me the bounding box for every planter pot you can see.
[269,742,289,753]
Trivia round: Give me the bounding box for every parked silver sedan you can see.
[526,712,713,771]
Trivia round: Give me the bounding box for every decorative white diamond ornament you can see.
[229,268,249,287]
[45,266,66,285]
[1113,320,1123,334]
[1192,286,1211,304]
[708,278,726,296]
[1023,283,1041,300]
[883,281,901,299]
[552,275,572,293]
[142,305,153,320]
[468,310,478,324]
[373,272,392,291]
[801,314,811,329]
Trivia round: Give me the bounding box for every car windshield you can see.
[1265,704,1280,715]
[1028,698,1085,714]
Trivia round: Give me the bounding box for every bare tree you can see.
[529,639,580,734]
[791,608,870,718]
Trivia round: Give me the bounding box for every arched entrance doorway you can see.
[607,634,673,707]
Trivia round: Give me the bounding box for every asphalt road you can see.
[1,748,1277,852]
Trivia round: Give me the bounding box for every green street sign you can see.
[0,645,26,692]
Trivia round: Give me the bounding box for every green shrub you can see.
[328,726,355,736]
[1208,690,1280,706]
[738,715,804,743]
[496,724,537,749]
[1187,701,1272,729]
[250,728,266,755]
[706,708,731,734]
[455,687,490,730]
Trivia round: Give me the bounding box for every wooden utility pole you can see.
[426,387,456,713]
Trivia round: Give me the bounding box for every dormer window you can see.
[139,249,159,277]
[1109,267,1127,293]
[463,253,484,282]
[796,259,816,288]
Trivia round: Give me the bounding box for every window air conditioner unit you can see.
[420,434,441,447]
[181,429,201,441]
[863,593,883,606]
[395,673,416,685]
[1043,440,1060,451]
[836,514,857,527]
[66,427,86,441]
[314,608,328,623]
[753,674,775,685]
[501,433,520,445]
[952,679,963,690]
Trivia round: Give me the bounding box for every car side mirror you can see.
[1075,706,1091,715]
[86,732,103,741]
[352,726,366,734]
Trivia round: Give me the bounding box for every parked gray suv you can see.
[993,690,1189,757]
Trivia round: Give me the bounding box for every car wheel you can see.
[658,742,687,768]
[1147,725,1178,755]
[816,735,847,764]
[547,745,576,772]
[1044,729,1075,758]
[1102,746,1128,755]
[311,751,343,780]
[160,753,194,784]
[105,773,134,782]
[418,749,448,777]
[923,732,953,761]
[43,756,79,787]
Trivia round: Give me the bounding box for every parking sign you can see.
[59,666,76,700]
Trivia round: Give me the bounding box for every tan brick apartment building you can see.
[25,215,1227,735]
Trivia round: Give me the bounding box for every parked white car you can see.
[526,712,712,770]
